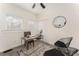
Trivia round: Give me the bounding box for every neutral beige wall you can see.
[1,3,79,52]
[0,4,36,52]
[38,4,79,49]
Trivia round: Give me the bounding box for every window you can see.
[0,15,23,31]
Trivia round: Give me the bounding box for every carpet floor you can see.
[0,40,54,56]
[0,40,79,56]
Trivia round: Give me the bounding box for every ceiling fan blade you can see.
[40,3,45,9]
[32,3,35,8]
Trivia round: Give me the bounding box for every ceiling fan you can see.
[32,3,46,9]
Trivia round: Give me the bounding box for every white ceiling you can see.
[14,3,79,15]
[14,3,47,15]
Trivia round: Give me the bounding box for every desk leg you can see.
[27,43,29,50]
[33,40,34,47]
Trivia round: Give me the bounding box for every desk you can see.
[21,34,43,50]
[24,39,34,50]
[21,37,35,50]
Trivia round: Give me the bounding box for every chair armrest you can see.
[68,47,79,56]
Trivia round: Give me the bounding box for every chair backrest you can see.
[58,37,73,48]
[54,37,73,48]
[24,31,31,38]
[55,41,67,48]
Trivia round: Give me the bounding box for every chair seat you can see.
[44,48,65,56]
